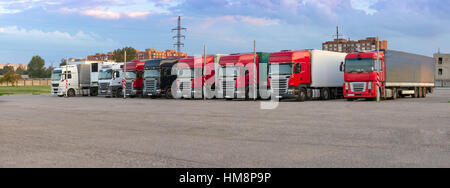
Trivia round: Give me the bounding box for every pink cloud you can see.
[81,9,121,20]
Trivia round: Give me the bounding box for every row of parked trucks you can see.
[51,49,435,101]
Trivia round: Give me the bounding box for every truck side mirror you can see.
[339,62,345,72]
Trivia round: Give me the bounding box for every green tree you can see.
[112,47,137,62]
[0,71,21,86]
[3,66,15,73]
[60,58,68,66]
[16,67,26,75]
[44,66,54,78]
[27,56,46,78]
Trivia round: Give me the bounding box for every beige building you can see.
[434,53,450,87]
[0,63,27,71]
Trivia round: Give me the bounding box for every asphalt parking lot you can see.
[0,89,449,168]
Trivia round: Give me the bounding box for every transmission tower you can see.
[172,16,187,53]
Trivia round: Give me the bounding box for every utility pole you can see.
[123,50,127,99]
[172,16,187,53]
[203,45,207,100]
[376,37,381,103]
[253,40,257,100]
[64,56,68,98]
[333,26,344,52]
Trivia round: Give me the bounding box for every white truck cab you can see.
[98,63,124,97]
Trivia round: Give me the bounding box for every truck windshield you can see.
[99,69,113,80]
[51,70,62,81]
[177,68,193,78]
[221,66,239,77]
[125,71,137,79]
[145,69,160,78]
[269,63,292,75]
[345,59,374,73]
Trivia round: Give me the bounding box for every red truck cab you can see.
[218,53,258,99]
[176,56,215,98]
[125,60,145,97]
[269,50,311,99]
[342,51,385,100]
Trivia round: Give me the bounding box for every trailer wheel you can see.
[320,88,330,100]
[297,88,307,102]
[392,88,397,100]
[413,88,419,98]
[67,89,76,97]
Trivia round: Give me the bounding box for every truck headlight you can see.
[368,82,372,90]
[345,83,349,90]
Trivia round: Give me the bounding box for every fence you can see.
[0,79,51,87]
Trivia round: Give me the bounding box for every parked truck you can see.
[269,50,347,101]
[143,58,180,98]
[98,63,124,98]
[125,60,145,97]
[217,52,270,100]
[56,64,93,97]
[175,56,215,99]
[341,50,435,101]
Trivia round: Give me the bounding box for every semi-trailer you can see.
[98,63,124,97]
[342,50,435,100]
[143,58,180,98]
[175,56,215,99]
[269,50,347,101]
[125,60,145,97]
[217,52,270,100]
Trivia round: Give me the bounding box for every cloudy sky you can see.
[0,0,449,66]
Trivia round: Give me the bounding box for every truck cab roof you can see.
[178,56,214,68]
[126,60,145,71]
[269,50,310,63]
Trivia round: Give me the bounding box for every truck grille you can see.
[100,83,109,90]
[180,81,192,91]
[270,78,288,96]
[221,80,235,98]
[145,79,157,92]
[351,82,366,92]
[52,84,59,88]
[126,82,132,90]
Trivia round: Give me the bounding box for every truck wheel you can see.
[320,88,330,100]
[165,88,173,99]
[116,89,123,98]
[67,89,76,97]
[392,88,398,100]
[297,88,307,102]
[90,88,98,96]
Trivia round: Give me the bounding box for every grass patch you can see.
[0,86,51,96]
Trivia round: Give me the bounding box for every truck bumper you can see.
[344,89,376,98]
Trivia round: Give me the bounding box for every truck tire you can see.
[165,87,173,99]
[297,88,307,102]
[392,88,397,100]
[320,88,330,100]
[90,88,98,96]
[413,88,419,98]
[67,89,76,97]
[116,89,123,98]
